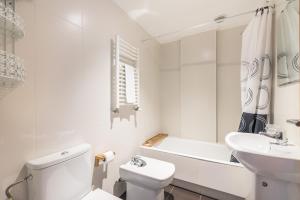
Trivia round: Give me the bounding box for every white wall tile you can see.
[274,83,300,145]
[160,41,180,70]
[160,70,181,136]
[217,65,241,143]
[180,64,217,142]
[180,30,217,142]
[180,30,216,65]
[160,31,217,142]
[216,26,244,143]
[216,26,244,65]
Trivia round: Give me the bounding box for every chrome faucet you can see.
[131,156,147,167]
[259,130,282,139]
[270,137,289,146]
[259,124,288,146]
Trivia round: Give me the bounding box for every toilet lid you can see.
[82,189,121,200]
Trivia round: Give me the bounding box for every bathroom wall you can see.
[216,26,244,143]
[180,32,217,142]
[274,84,300,145]
[0,0,161,199]
[160,27,244,143]
[160,41,181,137]
[160,30,217,142]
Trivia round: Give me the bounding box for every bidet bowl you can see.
[120,156,175,190]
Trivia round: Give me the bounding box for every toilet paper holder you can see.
[95,151,116,167]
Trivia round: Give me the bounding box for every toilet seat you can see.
[82,189,121,200]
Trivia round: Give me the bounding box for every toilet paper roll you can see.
[103,151,115,162]
[103,151,115,172]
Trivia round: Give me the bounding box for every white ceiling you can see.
[113,0,267,43]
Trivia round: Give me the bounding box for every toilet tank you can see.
[26,144,92,200]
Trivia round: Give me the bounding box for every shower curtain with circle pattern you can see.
[231,7,274,163]
[238,8,273,134]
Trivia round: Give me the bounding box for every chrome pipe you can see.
[5,174,33,200]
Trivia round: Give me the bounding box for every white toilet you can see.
[120,155,175,200]
[26,144,121,200]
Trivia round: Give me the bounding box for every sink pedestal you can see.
[255,175,300,200]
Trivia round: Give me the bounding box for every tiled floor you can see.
[120,185,216,200]
[165,185,216,200]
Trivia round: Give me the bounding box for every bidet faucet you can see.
[131,156,147,167]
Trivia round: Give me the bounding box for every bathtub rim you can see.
[140,144,244,168]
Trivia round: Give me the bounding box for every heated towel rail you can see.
[112,35,140,113]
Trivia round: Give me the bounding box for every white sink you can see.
[226,132,300,200]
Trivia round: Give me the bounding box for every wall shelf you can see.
[0,50,24,97]
[0,0,25,99]
[0,1,24,40]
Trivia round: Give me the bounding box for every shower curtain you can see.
[238,8,273,134]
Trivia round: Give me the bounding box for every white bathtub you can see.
[140,136,254,199]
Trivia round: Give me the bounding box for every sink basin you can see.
[226,132,300,183]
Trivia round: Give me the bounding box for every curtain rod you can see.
[142,5,276,42]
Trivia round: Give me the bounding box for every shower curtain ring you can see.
[256,8,259,16]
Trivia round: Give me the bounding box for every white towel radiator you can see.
[111,35,140,113]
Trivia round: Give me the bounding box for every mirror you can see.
[277,0,299,86]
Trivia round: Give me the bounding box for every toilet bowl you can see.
[120,155,175,200]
